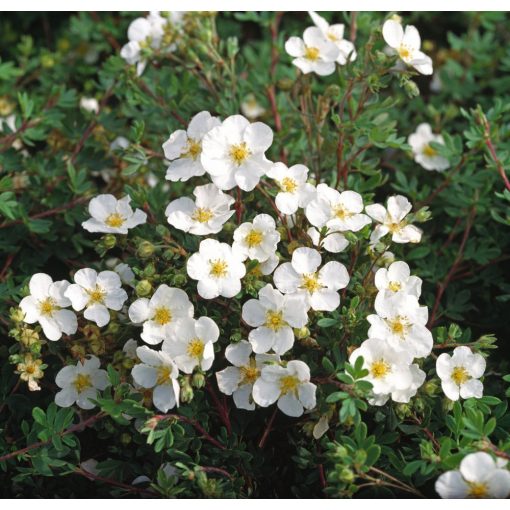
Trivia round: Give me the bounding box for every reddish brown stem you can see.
[205,380,232,435]
[76,467,157,496]
[258,407,278,448]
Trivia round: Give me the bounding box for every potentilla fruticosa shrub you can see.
[1,11,510,498]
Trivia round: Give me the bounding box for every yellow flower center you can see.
[245,229,263,248]
[467,482,488,498]
[39,297,57,316]
[422,144,437,157]
[398,45,412,60]
[327,32,339,42]
[388,316,407,336]
[265,310,286,331]
[156,365,173,385]
[451,366,470,386]
[370,359,391,379]
[240,362,259,385]
[73,373,92,393]
[388,221,404,234]
[229,142,251,166]
[187,338,205,358]
[105,212,125,228]
[153,307,172,325]
[87,286,106,304]
[304,46,320,61]
[388,281,402,292]
[209,259,228,278]
[300,273,322,293]
[279,177,297,193]
[192,207,214,223]
[280,375,299,395]
[333,205,352,220]
[182,138,202,160]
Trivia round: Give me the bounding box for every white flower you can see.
[65,268,128,327]
[368,293,432,359]
[82,195,147,234]
[165,183,235,235]
[242,284,308,355]
[253,360,317,417]
[162,316,219,374]
[349,337,415,400]
[382,19,433,75]
[163,111,221,182]
[232,214,280,262]
[436,346,486,401]
[266,162,316,215]
[305,184,371,233]
[79,97,99,114]
[20,273,77,341]
[258,254,280,276]
[374,260,422,301]
[241,94,266,120]
[285,27,340,76]
[307,226,349,254]
[435,452,510,499]
[114,263,135,287]
[187,239,246,299]
[131,346,180,413]
[123,338,138,359]
[216,340,279,411]
[128,284,193,345]
[408,123,450,172]
[372,363,426,405]
[201,114,273,191]
[366,195,422,244]
[309,11,357,64]
[110,136,129,151]
[273,247,349,311]
[55,355,109,410]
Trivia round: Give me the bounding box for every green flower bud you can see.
[354,449,367,466]
[294,326,310,339]
[395,403,412,420]
[423,380,438,396]
[143,262,156,278]
[324,84,342,99]
[120,433,132,445]
[180,377,194,403]
[277,78,294,91]
[136,280,152,297]
[403,80,420,98]
[103,234,117,249]
[71,344,86,358]
[414,206,432,223]
[10,307,26,323]
[192,372,206,389]
[339,468,355,482]
[222,222,236,234]
[138,241,155,258]
[122,358,135,370]
[414,397,425,413]
[172,273,187,286]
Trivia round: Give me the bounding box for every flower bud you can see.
[339,468,355,482]
[172,273,187,286]
[71,344,86,358]
[192,372,206,389]
[143,262,156,278]
[324,84,341,99]
[287,240,301,255]
[414,206,432,223]
[10,307,26,323]
[20,328,39,346]
[403,80,420,98]
[294,326,310,340]
[136,280,152,297]
[180,377,194,403]
[395,403,412,420]
[277,78,294,91]
[102,234,117,249]
[414,397,426,413]
[138,241,155,258]
[222,222,236,234]
[120,433,132,445]
[83,324,101,341]
[122,357,135,370]
[423,380,438,396]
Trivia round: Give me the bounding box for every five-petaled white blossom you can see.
[216,340,280,411]
[187,239,246,299]
[266,162,316,215]
[307,226,349,254]
[253,360,317,417]
[201,114,273,191]
[20,273,77,341]
[82,195,147,234]
[374,260,422,304]
[436,346,486,401]
[55,355,110,410]
[382,19,433,75]
[65,268,128,327]
[165,183,235,235]
[162,316,219,374]
[408,123,450,172]
[368,293,433,360]
[309,11,357,64]
[163,111,221,182]
[128,284,194,345]
[435,452,510,499]
[285,27,340,76]
[132,346,180,412]
[232,214,280,263]
[242,284,308,355]
[366,195,422,245]
[273,247,349,311]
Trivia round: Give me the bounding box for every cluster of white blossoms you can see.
[120,11,184,76]
[435,452,510,499]
[285,12,356,76]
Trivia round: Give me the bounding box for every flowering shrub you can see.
[1,11,510,498]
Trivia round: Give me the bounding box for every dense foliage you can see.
[1,11,510,498]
